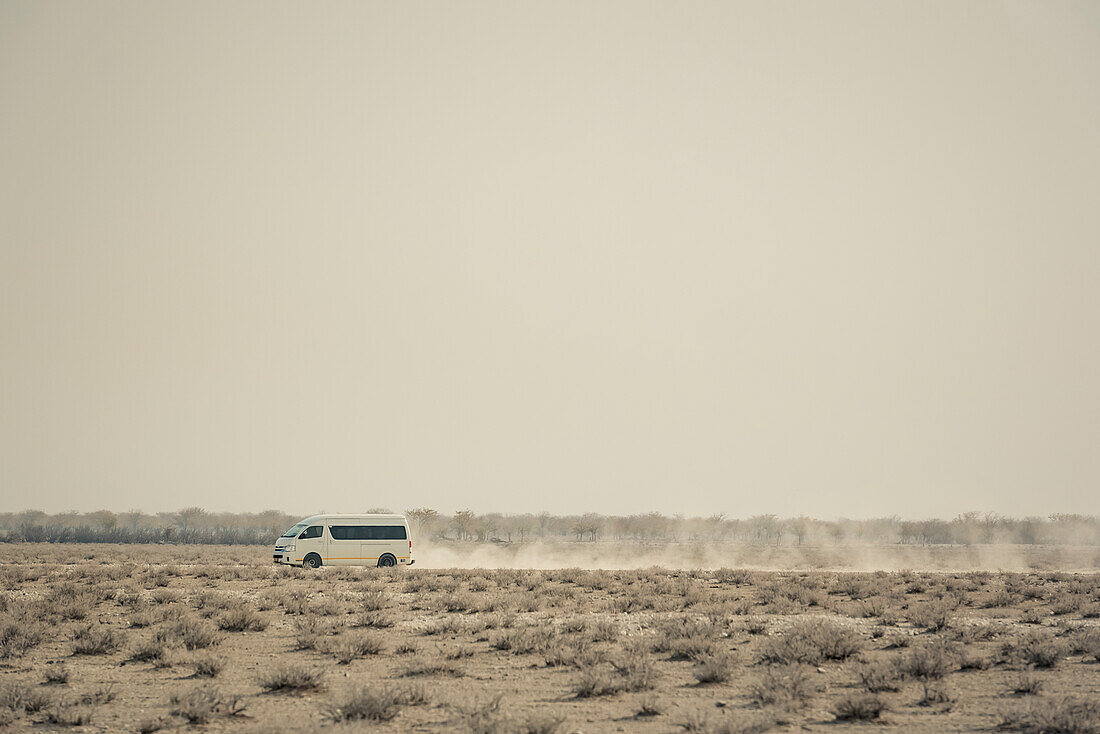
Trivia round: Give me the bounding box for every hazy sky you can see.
[2,1,1098,519]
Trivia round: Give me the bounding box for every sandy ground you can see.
[1,544,1098,732]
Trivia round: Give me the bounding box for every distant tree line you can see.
[1,508,1098,546]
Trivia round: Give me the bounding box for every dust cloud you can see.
[413,541,1100,573]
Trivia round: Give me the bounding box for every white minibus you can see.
[273,514,413,569]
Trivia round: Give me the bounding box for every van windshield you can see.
[280,522,309,538]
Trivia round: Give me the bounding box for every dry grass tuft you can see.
[258,663,324,693]
[324,683,428,722]
[71,624,123,655]
[997,696,1100,734]
[759,619,861,665]
[169,684,246,724]
[832,693,888,721]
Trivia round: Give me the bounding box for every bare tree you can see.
[405,507,440,540]
[450,509,477,541]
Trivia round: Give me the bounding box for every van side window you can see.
[299,525,322,539]
[329,525,407,540]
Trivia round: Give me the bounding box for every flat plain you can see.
[1,544,1099,732]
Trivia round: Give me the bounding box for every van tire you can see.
[378,554,396,568]
[303,553,322,569]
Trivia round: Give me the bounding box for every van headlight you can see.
[284,545,294,552]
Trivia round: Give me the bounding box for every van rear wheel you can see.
[303,553,322,569]
[378,554,396,568]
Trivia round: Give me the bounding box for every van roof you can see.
[303,513,406,521]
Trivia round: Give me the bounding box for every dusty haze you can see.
[1,1,1098,518]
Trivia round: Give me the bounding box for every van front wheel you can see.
[303,554,322,569]
[378,554,396,568]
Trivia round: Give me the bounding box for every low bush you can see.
[71,624,123,655]
[44,699,94,726]
[0,680,52,715]
[217,608,267,632]
[326,632,384,664]
[323,683,427,722]
[0,618,45,659]
[399,659,464,677]
[905,600,956,632]
[164,616,220,650]
[749,663,816,710]
[1001,631,1068,669]
[258,664,324,693]
[680,709,777,734]
[901,641,955,680]
[998,696,1100,734]
[856,658,904,692]
[191,653,226,678]
[758,619,861,665]
[169,685,246,724]
[693,651,735,684]
[1013,672,1043,695]
[832,693,888,721]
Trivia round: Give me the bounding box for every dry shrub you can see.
[455,694,566,734]
[361,589,390,611]
[573,648,658,698]
[659,616,719,642]
[217,607,267,632]
[191,652,226,678]
[905,600,956,632]
[281,590,310,616]
[611,647,659,691]
[1019,608,1045,625]
[326,632,384,663]
[423,617,467,636]
[0,619,44,659]
[44,699,94,726]
[714,568,754,585]
[741,617,768,635]
[43,666,70,685]
[150,588,182,605]
[400,659,464,677]
[957,649,991,671]
[1012,672,1043,695]
[853,598,888,618]
[832,693,888,721]
[0,680,52,716]
[163,616,220,650]
[759,619,861,665]
[749,663,816,710]
[1071,629,1100,662]
[587,618,619,642]
[137,716,168,733]
[71,624,123,655]
[902,641,955,680]
[636,694,664,717]
[129,639,172,664]
[491,627,554,655]
[169,685,246,724]
[693,651,735,684]
[856,658,904,692]
[1001,631,1068,669]
[572,669,623,698]
[258,663,324,693]
[998,696,1100,734]
[324,683,427,722]
[917,681,954,707]
[292,616,336,650]
[353,610,395,628]
[680,709,777,734]
[670,635,719,661]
